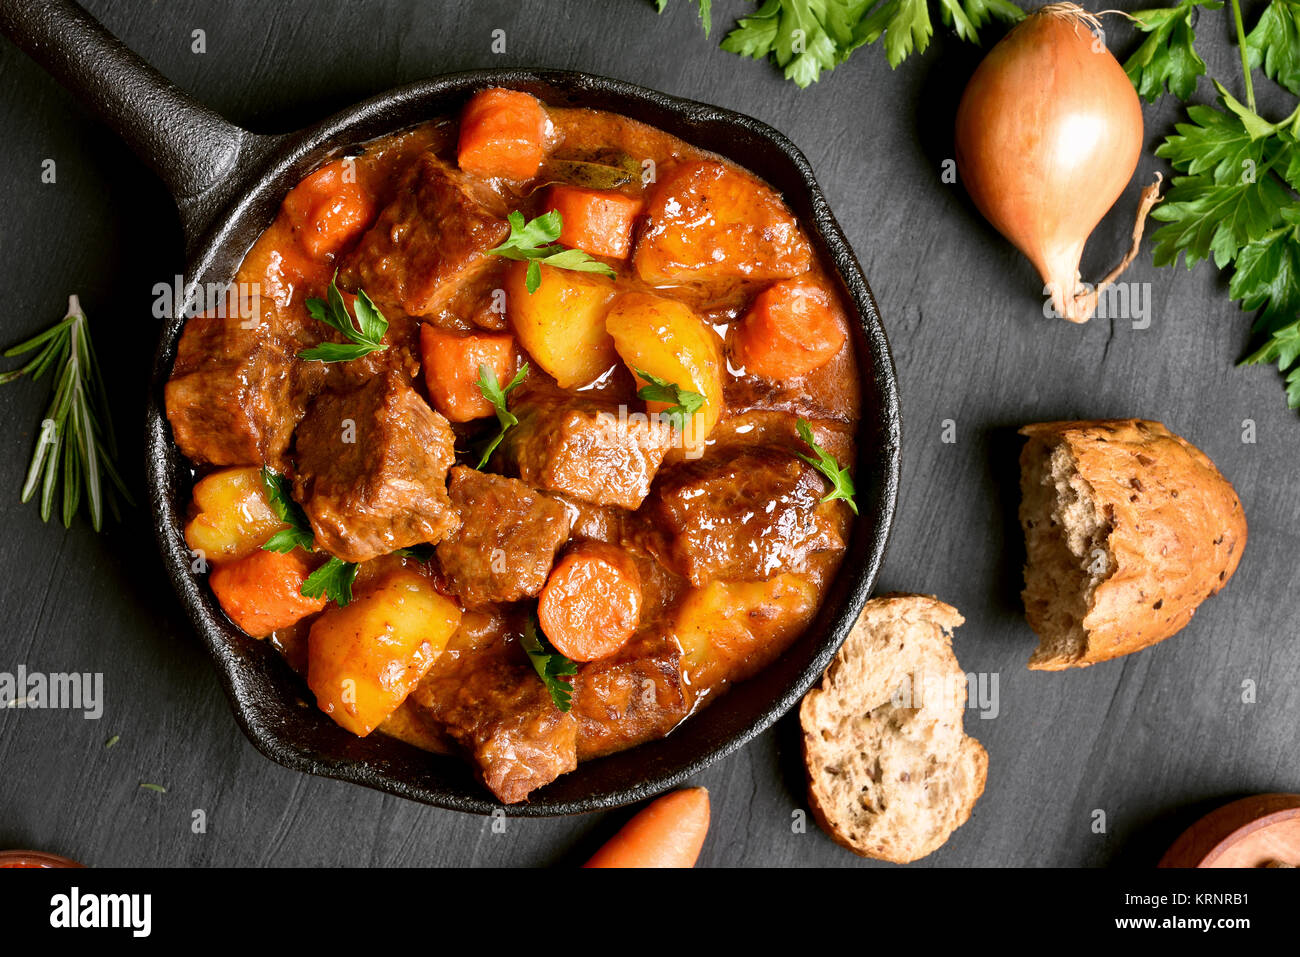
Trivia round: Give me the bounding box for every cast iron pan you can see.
[0,0,901,815]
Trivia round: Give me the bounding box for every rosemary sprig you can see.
[0,296,130,530]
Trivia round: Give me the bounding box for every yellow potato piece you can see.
[605,292,725,451]
[506,261,618,389]
[675,574,819,690]
[307,570,462,737]
[184,466,287,561]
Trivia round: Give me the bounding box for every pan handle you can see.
[0,0,274,240]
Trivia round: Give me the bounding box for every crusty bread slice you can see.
[1019,419,1247,670]
[800,595,987,864]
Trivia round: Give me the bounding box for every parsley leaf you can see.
[1235,202,1300,406]
[656,0,714,37]
[714,0,1021,84]
[298,272,389,362]
[1150,172,1291,269]
[520,618,578,712]
[1124,1,1220,102]
[1155,103,1270,184]
[635,368,705,431]
[794,417,858,515]
[301,556,360,607]
[260,467,315,553]
[1245,0,1300,97]
[488,211,616,293]
[395,544,437,562]
[259,467,359,606]
[475,362,529,468]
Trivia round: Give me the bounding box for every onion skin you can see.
[955,6,1143,323]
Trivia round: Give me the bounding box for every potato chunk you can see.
[506,261,618,389]
[674,574,819,690]
[633,160,813,284]
[307,570,462,736]
[605,292,725,450]
[184,466,288,562]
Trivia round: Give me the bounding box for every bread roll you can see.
[1019,419,1246,670]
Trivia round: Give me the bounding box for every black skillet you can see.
[0,0,901,816]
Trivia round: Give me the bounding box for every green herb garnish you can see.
[298,272,389,362]
[488,211,617,293]
[1124,1,1220,102]
[657,0,1024,86]
[139,783,167,794]
[1128,0,1300,408]
[301,556,360,607]
[635,368,705,431]
[259,467,358,605]
[475,362,529,468]
[795,417,858,515]
[0,295,131,531]
[395,544,437,562]
[104,734,120,749]
[520,618,578,712]
[260,468,316,553]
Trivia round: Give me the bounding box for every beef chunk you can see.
[343,153,509,316]
[572,631,691,760]
[643,445,845,586]
[293,372,459,563]
[409,614,577,804]
[165,312,315,468]
[500,399,674,509]
[436,466,571,607]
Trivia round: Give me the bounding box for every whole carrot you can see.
[584,788,710,868]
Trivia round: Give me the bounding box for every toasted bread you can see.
[1019,419,1246,670]
[800,594,987,863]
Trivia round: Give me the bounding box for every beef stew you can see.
[164,88,862,804]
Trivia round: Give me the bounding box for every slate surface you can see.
[0,0,1295,868]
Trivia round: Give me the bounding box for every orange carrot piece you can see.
[457,88,549,181]
[730,279,847,380]
[584,788,711,868]
[281,159,377,261]
[544,186,644,259]
[538,542,642,662]
[209,549,327,638]
[419,324,516,423]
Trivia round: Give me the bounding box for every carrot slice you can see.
[544,186,643,259]
[730,279,847,380]
[419,325,516,423]
[457,88,549,181]
[538,542,642,662]
[281,159,377,262]
[584,788,711,868]
[209,549,327,638]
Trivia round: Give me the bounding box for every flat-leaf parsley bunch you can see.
[655,0,1025,85]
[1124,0,1300,407]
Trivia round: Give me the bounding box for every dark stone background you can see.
[0,0,1294,867]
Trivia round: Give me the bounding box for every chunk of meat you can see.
[642,444,845,586]
[410,615,577,804]
[634,160,813,284]
[165,311,312,468]
[499,399,674,510]
[572,632,691,760]
[435,466,572,607]
[293,372,459,563]
[344,152,509,316]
